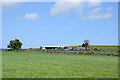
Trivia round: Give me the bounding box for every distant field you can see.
[76,45,118,52]
[2,51,118,78]
[32,46,119,56]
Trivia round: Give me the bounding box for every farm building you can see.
[41,46,91,51]
[42,46,62,50]
[64,47,91,51]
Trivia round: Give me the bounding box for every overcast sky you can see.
[2,1,118,48]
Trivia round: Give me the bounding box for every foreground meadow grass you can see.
[2,51,118,78]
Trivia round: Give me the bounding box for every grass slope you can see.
[2,51,118,78]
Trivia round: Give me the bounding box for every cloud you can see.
[1,0,29,10]
[50,0,113,20]
[2,0,28,2]
[89,7,102,14]
[81,7,112,20]
[81,13,112,20]
[50,0,84,16]
[107,7,113,12]
[18,13,39,20]
[50,0,101,16]
[2,2,19,10]
[88,0,101,7]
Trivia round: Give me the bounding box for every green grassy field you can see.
[2,51,118,78]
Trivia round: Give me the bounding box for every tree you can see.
[83,40,90,51]
[7,38,22,50]
[82,43,86,47]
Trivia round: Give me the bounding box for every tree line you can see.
[7,39,90,51]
